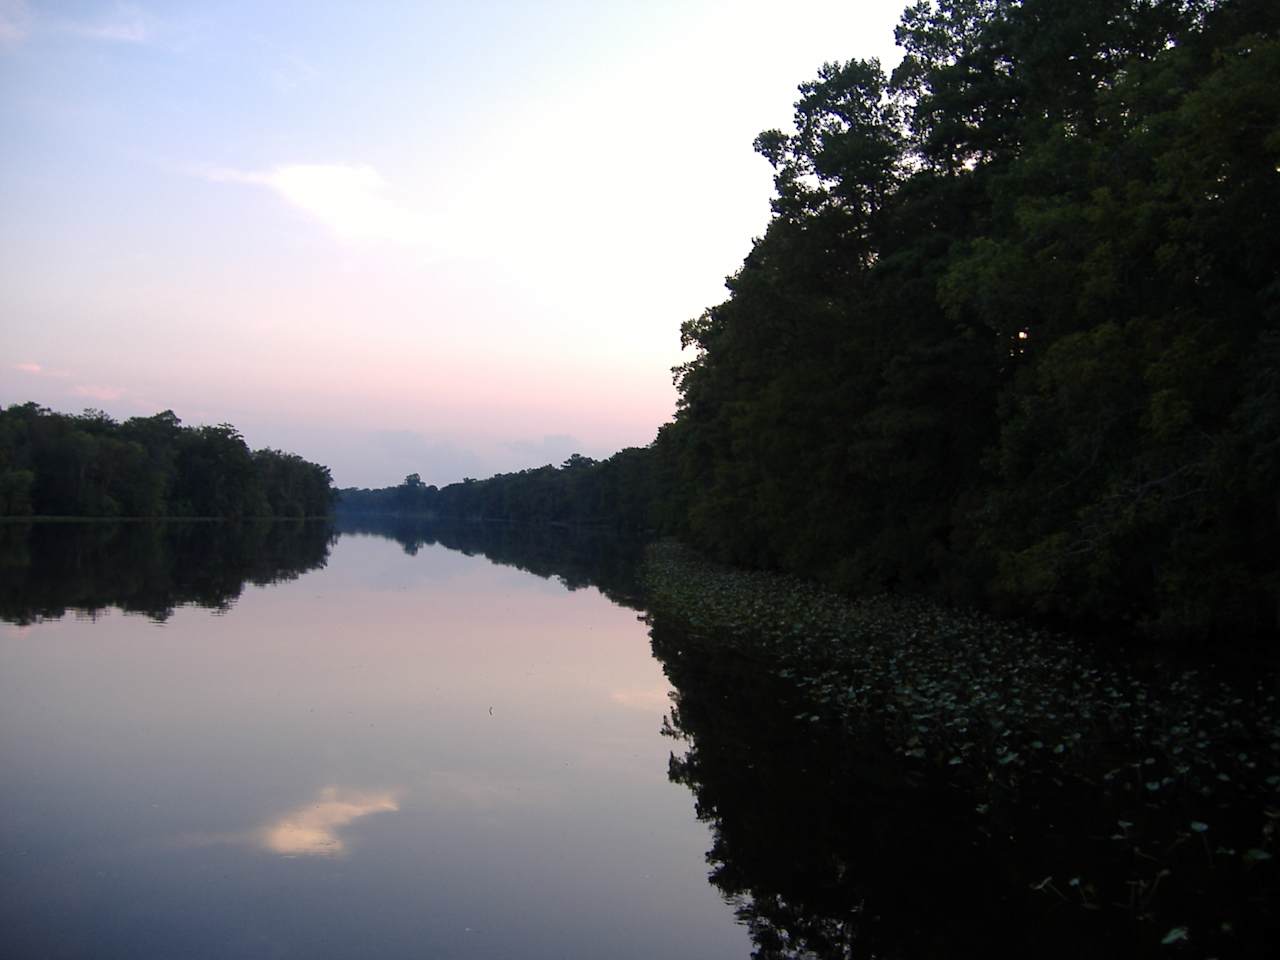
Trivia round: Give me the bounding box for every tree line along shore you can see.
[344,0,1279,647]
[0,404,333,520]
[9,0,1279,648]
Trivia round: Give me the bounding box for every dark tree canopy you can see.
[658,0,1279,643]
[0,403,335,519]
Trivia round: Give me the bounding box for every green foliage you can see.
[0,403,335,519]
[658,0,1279,643]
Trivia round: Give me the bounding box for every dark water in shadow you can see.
[0,520,747,959]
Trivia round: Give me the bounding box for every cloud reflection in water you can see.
[260,786,400,857]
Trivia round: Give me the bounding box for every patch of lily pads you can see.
[643,540,1278,947]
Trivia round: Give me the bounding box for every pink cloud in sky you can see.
[74,384,126,402]
[12,361,72,378]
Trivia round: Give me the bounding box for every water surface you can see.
[0,521,750,959]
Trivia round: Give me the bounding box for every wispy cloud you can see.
[268,52,319,94]
[74,384,126,402]
[199,163,430,246]
[12,361,71,378]
[610,684,674,712]
[0,2,152,48]
[0,0,29,45]
[502,434,590,467]
[58,3,151,44]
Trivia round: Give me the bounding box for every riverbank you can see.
[642,540,1279,955]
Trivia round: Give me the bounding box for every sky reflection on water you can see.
[0,524,748,959]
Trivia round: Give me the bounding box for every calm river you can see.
[0,520,751,959]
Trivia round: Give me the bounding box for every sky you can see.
[1,0,907,488]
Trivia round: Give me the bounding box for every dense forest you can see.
[0,403,335,519]
[662,0,1279,642]
[344,0,1278,644]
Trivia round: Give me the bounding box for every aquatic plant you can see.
[644,541,1279,953]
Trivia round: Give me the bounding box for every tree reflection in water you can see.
[653,614,998,958]
[335,514,647,610]
[0,520,335,624]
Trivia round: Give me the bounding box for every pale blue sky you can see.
[1,0,906,486]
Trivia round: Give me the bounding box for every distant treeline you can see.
[347,0,1278,643]
[0,403,335,519]
[337,450,656,528]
